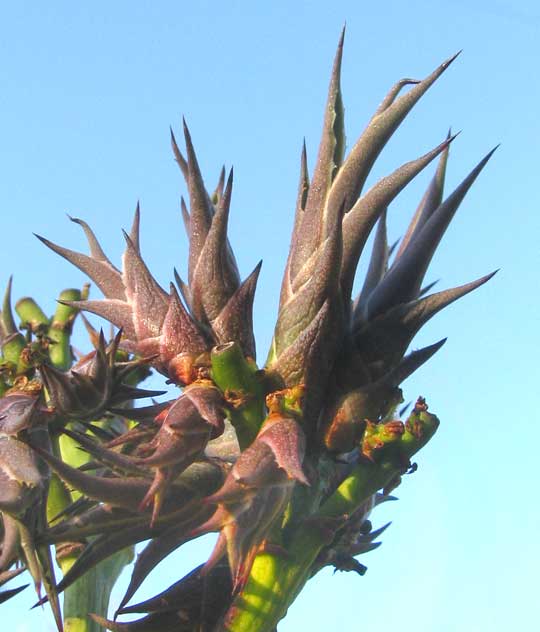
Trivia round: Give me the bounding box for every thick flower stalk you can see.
[0,29,495,632]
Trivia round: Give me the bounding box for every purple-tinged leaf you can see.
[212,166,226,204]
[67,216,113,263]
[50,524,163,600]
[170,126,188,181]
[394,129,452,260]
[354,272,497,371]
[63,298,136,339]
[182,120,215,285]
[366,147,497,318]
[279,141,310,311]
[159,284,210,366]
[91,610,194,631]
[257,417,309,485]
[35,233,126,301]
[386,338,447,386]
[0,583,29,604]
[115,506,213,615]
[117,562,231,618]
[340,134,457,301]
[289,28,345,281]
[0,391,40,435]
[326,52,461,218]
[190,169,240,324]
[129,203,142,253]
[211,261,262,359]
[180,197,190,237]
[272,200,344,360]
[354,210,390,317]
[121,232,169,340]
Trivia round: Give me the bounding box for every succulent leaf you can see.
[288,28,345,281]
[365,147,497,319]
[35,230,126,301]
[115,508,214,615]
[395,128,452,260]
[211,261,262,360]
[326,51,460,218]
[340,134,457,301]
[121,231,169,340]
[355,210,390,311]
[353,272,496,372]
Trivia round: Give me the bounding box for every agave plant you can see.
[0,30,495,632]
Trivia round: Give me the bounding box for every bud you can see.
[40,330,164,421]
[133,381,226,523]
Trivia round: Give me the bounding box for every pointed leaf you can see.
[289,29,345,280]
[36,234,126,301]
[327,52,461,216]
[211,261,262,359]
[366,147,497,318]
[341,134,456,300]
[395,128,452,260]
[121,232,169,339]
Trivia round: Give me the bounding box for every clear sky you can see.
[1,1,539,631]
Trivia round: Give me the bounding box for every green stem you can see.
[55,425,134,629]
[224,406,439,631]
[15,296,49,330]
[63,547,133,632]
[13,297,49,373]
[48,289,81,370]
[210,342,266,448]
[41,290,133,630]
[223,461,395,631]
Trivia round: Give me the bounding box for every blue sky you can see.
[1,2,539,630]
